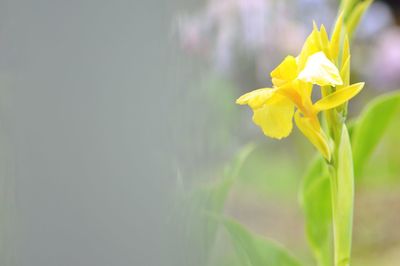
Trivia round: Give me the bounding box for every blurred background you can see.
[0,0,399,266]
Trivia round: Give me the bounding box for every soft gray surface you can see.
[0,1,190,265]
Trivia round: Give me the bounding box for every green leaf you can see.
[333,125,354,266]
[205,143,256,218]
[340,0,362,22]
[180,144,255,265]
[300,157,333,266]
[222,218,304,266]
[346,0,373,39]
[183,144,256,264]
[351,91,400,178]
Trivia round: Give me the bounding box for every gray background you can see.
[0,0,191,265]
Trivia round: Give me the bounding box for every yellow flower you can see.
[237,88,295,139]
[236,21,364,160]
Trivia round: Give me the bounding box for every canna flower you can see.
[237,19,364,160]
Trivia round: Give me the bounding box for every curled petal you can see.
[236,88,276,109]
[314,82,365,111]
[252,95,294,139]
[271,56,298,87]
[294,111,331,161]
[298,51,343,86]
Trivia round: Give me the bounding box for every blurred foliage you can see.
[351,91,400,179]
[222,218,303,266]
[236,144,301,200]
[300,157,332,266]
[180,92,400,265]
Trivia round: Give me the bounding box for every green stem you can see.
[328,123,354,266]
[329,120,341,266]
[328,164,339,266]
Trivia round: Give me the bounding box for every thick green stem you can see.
[328,164,339,265]
[328,123,354,266]
[328,120,341,266]
[323,2,370,264]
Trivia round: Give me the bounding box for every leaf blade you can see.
[346,0,373,39]
[222,218,304,266]
[300,157,333,266]
[352,91,400,178]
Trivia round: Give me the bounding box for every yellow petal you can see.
[236,88,275,109]
[276,82,303,107]
[252,95,294,139]
[297,27,321,69]
[319,24,331,59]
[340,55,350,87]
[341,34,350,69]
[330,12,344,61]
[298,80,313,102]
[314,82,364,111]
[271,56,298,87]
[312,21,322,50]
[278,81,313,110]
[294,111,331,161]
[297,51,343,86]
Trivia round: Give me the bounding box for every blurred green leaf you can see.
[222,217,304,266]
[346,0,373,39]
[351,91,400,178]
[236,145,300,200]
[333,125,354,266]
[345,0,372,39]
[207,143,256,217]
[187,144,256,262]
[300,157,333,266]
[340,0,357,20]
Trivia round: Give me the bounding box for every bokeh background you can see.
[0,0,399,266]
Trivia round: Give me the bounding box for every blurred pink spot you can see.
[371,28,400,88]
